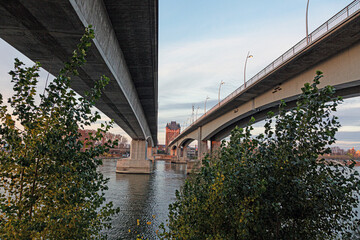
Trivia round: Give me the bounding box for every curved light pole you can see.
[306,0,310,44]
[244,51,253,87]
[204,96,210,114]
[218,80,225,104]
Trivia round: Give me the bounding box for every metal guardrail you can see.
[179,0,360,137]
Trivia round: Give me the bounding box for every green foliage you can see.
[0,26,119,239]
[160,72,360,239]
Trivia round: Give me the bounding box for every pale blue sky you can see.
[0,0,359,150]
[160,0,349,44]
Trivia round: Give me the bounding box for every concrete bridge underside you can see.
[0,0,158,173]
[169,7,360,169]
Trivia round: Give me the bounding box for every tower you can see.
[165,121,181,150]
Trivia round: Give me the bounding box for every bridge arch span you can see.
[199,34,360,141]
[201,76,360,142]
[179,138,195,148]
[171,38,360,147]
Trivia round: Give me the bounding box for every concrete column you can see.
[198,140,208,160]
[211,140,221,154]
[183,146,188,158]
[186,160,202,174]
[147,146,154,162]
[116,140,153,174]
[169,146,178,163]
[171,146,180,163]
[177,147,182,157]
[196,127,208,160]
[178,146,187,163]
[187,127,206,174]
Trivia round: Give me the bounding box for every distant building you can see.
[156,144,166,154]
[165,121,181,151]
[187,146,197,159]
[330,146,345,155]
[78,129,129,157]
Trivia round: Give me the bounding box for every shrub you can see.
[160,72,360,239]
[0,26,119,239]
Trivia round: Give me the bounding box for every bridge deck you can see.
[0,0,158,144]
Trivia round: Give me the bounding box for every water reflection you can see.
[100,160,186,239]
[100,162,360,239]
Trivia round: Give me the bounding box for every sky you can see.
[0,0,359,150]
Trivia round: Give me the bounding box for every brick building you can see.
[165,121,181,150]
[78,129,129,157]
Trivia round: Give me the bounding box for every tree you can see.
[0,26,119,239]
[160,72,360,239]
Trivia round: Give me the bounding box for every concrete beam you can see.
[0,0,158,145]
[198,40,360,142]
[69,0,152,144]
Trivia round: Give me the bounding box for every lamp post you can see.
[244,51,253,87]
[218,80,225,104]
[306,0,310,44]
[204,96,210,114]
[195,106,200,120]
[191,104,195,123]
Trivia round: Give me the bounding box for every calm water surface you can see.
[99,159,187,239]
[99,161,360,239]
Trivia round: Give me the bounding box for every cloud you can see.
[157,15,315,145]
[334,140,360,150]
[338,102,360,110]
[157,0,360,145]
[338,126,360,132]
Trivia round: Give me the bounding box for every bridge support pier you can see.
[186,160,201,174]
[178,146,188,164]
[186,140,208,174]
[147,146,154,162]
[116,140,153,174]
[170,147,177,156]
[171,146,186,164]
[198,140,208,160]
[211,140,221,154]
[169,146,178,163]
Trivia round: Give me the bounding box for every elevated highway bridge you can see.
[169,0,360,171]
[0,0,158,173]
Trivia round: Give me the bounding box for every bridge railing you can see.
[180,0,360,135]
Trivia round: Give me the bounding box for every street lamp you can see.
[195,106,200,120]
[244,51,253,87]
[186,117,190,127]
[218,80,225,104]
[306,0,310,44]
[204,96,210,114]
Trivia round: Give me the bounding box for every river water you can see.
[99,159,187,239]
[99,160,360,239]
